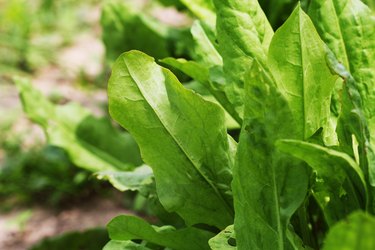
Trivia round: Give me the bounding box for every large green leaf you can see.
[308,0,375,144]
[107,215,214,250]
[108,50,234,228]
[323,212,375,250]
[16,78,141,172]
[212,0,274,120]
[268,5,338,140]
[277,139,367,225]
[234,60,308,250]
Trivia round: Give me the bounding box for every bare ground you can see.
[0,198,132,250]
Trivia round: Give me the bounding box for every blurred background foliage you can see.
[0,0,101,75]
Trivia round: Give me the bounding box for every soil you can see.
[0,198,132,250]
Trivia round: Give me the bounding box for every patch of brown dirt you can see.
[0,198,132,250]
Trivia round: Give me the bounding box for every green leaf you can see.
[108,50,234,228]
[233,60,308,250]
[15,78,141,172]
[308,0,375,144]
[209,225,236,250]
[323,212,375,250]
[103,240,152,250]
[107,215,214,250]
[326,52,375,179]
[213,0,274,120]
[277,139,367,225]
[268,5,338,140]
[96,165,154,194]
[326,52,375,212]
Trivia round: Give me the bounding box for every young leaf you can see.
[16,78,140,172]
[108,50,234,228]
[107,215,214,250]
[323,212,375,250]
[268,5,338,140]
[234,60,308,250]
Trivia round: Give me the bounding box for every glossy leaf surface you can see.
[108,50,234,228]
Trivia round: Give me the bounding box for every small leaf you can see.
[209,225,236,250]
[107,215,214,250]
[103,240,152,250]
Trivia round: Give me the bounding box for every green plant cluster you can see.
[16,0,375,249]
